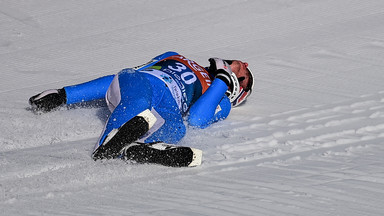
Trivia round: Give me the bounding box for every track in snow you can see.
[2,91,384,215]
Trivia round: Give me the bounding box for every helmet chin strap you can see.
[225,72,241,106]
[208,57,248,107]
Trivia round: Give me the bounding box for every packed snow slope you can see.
[1,0,384,215]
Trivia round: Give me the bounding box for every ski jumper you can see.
[63,52,231,150]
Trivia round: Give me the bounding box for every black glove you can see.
[215,69,233,87]
[208,58,235,87]
[29,88,67,112]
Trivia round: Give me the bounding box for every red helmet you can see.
[226,70,253,106]
[222,60,254,107]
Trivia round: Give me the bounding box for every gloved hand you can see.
[215,69,233,87]
[29,88,67,112]
[208,58,235,87]
[208,58,241,102]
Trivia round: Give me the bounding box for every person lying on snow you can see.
[29,51,254,167]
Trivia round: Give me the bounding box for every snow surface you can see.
[1,0,384,215]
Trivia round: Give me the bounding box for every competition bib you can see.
[140,55,211,113]
[162,55,211,93]
[140,68,184,110]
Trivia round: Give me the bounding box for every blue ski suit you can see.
[63,52,231,150]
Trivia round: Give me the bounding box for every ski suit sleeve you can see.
[188,78,231,128]
[63,75,115,104]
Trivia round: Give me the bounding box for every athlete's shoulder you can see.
[133,51,180,71]
[153,51,180,60]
